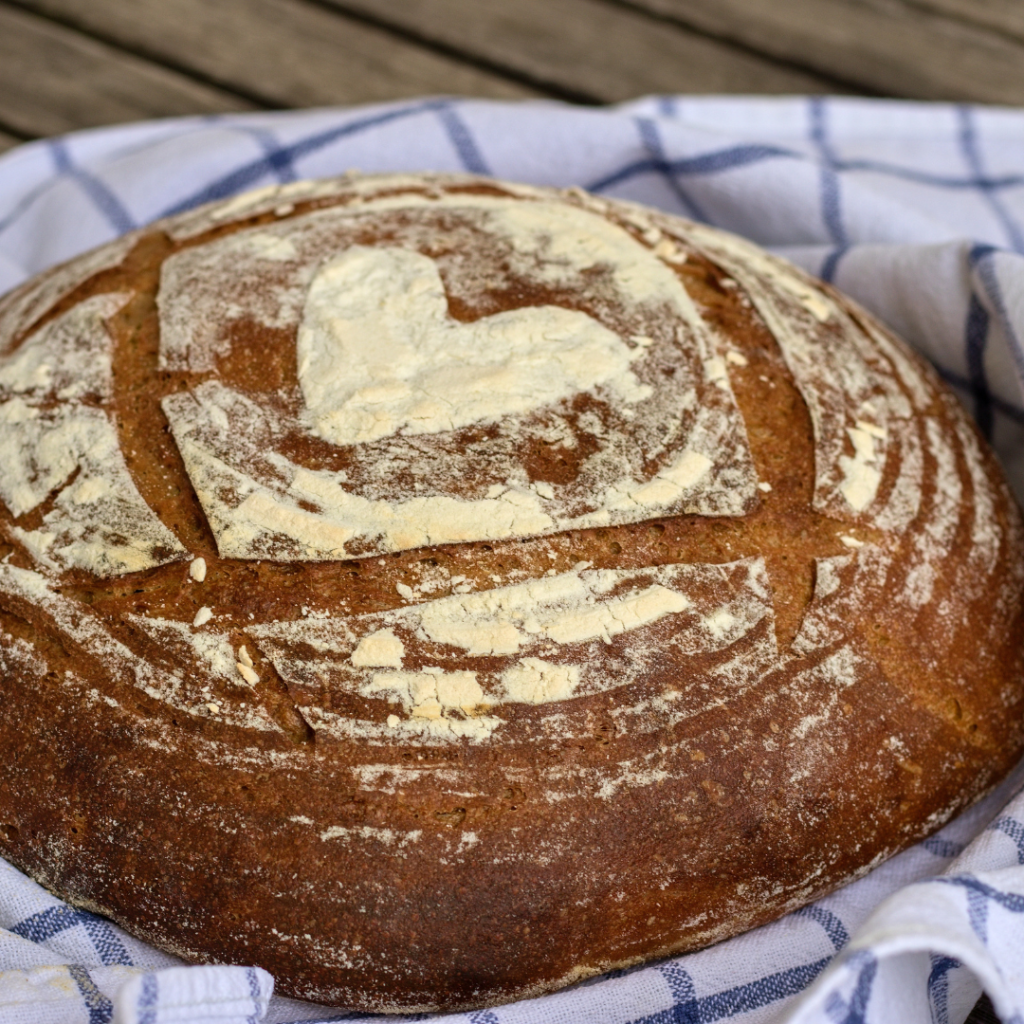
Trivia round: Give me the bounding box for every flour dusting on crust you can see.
[0,295,187,576]
[158,193,758,559]
[0,232,138,347]
[679,221,929,531]
[297,245,652,446]
[250,559,776,745]
[0,562,280,733]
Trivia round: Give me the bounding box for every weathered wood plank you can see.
[906,0,1024,44]
[12,0,539,109]
[617,0,1024,104]
[315,0,845,100]
[0,4,252,139]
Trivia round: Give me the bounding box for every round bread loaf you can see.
[0,173,1021,1012]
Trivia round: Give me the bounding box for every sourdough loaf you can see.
[0,173,1021,1012]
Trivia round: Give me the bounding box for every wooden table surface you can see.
[0,2,1015,1020]
[1,0,1024,157]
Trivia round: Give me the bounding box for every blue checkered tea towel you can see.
[0,96,1023,1024]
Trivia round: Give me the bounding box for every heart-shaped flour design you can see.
[296,245,652,447]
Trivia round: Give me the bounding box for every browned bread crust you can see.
[0,174,1021,1012]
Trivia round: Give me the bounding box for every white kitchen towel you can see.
[0,96,1022,1024]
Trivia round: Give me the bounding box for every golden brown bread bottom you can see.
[0,173,1021,1011]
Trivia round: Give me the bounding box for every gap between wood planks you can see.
[317,0,845,98]
[0,3,254,140]
[0,0,534,144]
[3,0,1024,147]
[0,0,844,149]
[0,0,534,142]
[609,0,1024,104]
[274,0,1024,104]
[321,0,1024,104]
[307,0,851,99]
[901,0,1024,44]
